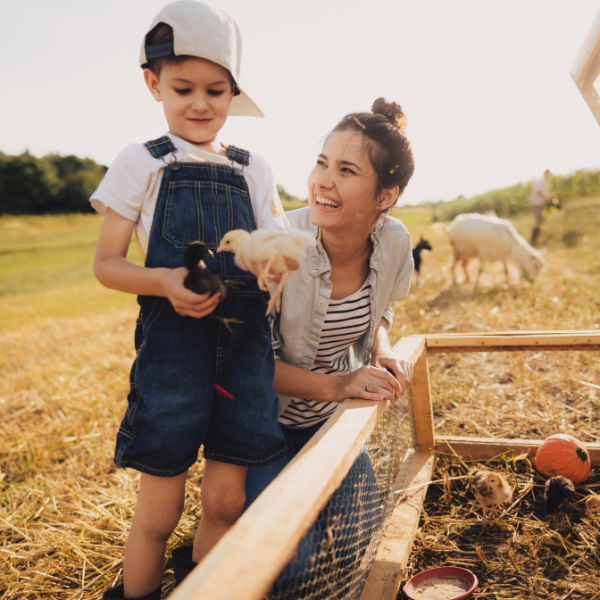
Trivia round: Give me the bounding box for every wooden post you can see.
[405,337,434,452]
[571,7,600,127]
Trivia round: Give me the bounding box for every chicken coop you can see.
[167,330,600,600]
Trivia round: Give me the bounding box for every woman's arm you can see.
[274,359,401,403]
[93,207,220,319]
[370,317,413,394]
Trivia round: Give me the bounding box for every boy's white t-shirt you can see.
[90,133,289,258]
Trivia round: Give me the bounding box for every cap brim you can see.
[229,87,264,118]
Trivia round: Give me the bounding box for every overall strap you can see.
[144,136,177,159]
[226,145,250,167]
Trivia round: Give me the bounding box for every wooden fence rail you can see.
[426,331,600,353]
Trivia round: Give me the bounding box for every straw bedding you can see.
[408,454,600,600]
[399,350,600,600]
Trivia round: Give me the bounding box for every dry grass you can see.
[0,307,203,597]
[1,204,599,598]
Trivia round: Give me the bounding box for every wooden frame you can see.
[571,7,600,126]
[427,330,600,353]
[171,331,600,600]
[423,331,600,469]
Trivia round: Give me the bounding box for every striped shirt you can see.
[279,281,372,429]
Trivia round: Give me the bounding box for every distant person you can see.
[90,2,289,598]
[530,169,551,245]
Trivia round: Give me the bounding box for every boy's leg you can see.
[124,471,187,597]
[193,459,248,563]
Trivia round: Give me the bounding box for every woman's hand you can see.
[370,317,413,398]
[371,347,413,397]
[331,365,401,403]
[161,267,221,318]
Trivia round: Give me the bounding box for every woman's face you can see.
[307,130,380,233]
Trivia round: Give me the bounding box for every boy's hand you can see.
[162,267,221,318]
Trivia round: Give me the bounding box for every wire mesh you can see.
[268,390,414,600]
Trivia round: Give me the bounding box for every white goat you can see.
[446,213,545,289]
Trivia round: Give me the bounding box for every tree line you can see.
[431,168,600,222]
[0,151,307,215]
[6,148,593,220]
[0,151,107,215]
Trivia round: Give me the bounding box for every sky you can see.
[1,0,600,205]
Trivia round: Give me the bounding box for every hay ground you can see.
[408,455,600,600]
[1,202,599,598]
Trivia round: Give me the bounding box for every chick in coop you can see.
[217,228,315,314]
[544,476,575,516]
[471,469,513,518]
[585,495,600,516]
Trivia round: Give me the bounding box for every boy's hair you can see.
[144,23,194,77]
[145,22,237,94]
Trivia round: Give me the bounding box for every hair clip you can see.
[352,116,366,129]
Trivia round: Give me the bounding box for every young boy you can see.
[91,2,288,598]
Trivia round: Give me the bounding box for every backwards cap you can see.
[140,0,264,118]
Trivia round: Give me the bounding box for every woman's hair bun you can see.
[371,97,407,132]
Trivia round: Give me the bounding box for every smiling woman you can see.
[242,98,417,597]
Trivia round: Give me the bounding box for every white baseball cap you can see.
[140,0,264,118]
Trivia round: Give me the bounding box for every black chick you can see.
[183,241,226,298]
[544,476,575,516]
[183,242,241,331]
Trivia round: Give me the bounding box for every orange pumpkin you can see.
[531,434,591,483]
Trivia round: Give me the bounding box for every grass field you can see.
[1,202,599,598]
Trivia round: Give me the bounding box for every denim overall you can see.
[114,136,286,476]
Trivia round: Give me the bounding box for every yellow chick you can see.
[585,495,600,516]
[217,229,315,314]
[471,469,513,518]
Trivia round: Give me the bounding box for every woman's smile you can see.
[314,194,340,210]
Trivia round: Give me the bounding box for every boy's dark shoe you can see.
[172,545,197,586]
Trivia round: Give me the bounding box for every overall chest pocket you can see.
[162,182,204,248]
[162,180,254,249]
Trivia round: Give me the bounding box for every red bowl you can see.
[403,567,478,600]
